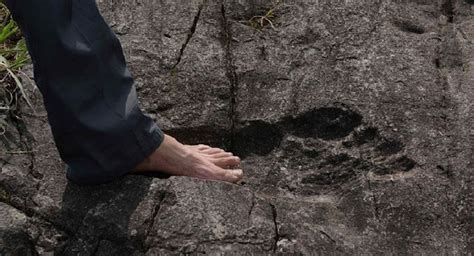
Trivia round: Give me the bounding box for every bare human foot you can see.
[185,144,241,169]
[132,134,243,183]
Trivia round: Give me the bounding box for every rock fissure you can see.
[220,2,239,152]
[436,0,464,175]
[171,2,204,69]
[319,230,336,244]
[6,111,43,182]
[269,203,280,253]
[247,193,255,225]
[441,0,455,23]
[145,190,168,240]
[367,178,380,221]
[0,193,61,232]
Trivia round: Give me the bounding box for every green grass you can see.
[0,2,31,136]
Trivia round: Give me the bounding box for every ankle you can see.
[134,154,154,172]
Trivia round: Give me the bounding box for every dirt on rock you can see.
[1,0,472,255]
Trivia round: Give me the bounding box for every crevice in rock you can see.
[0,197,31,217]
[7,109,43,181]
[435,3,473,244]
[171,2,204,69]
[436,0,463,69]
[367,178,380,221]
[441,0,455,23]
[319,230,336,244]
[269,203,280,253]
[435,0,465,185]
[0,196,72,250]
[247,194,256,226]
[0,184,74,245]
[220,2,239,152]
[145,190,167,240]
[289,75,306,116]
[0,186,65,234]
[434,57,441,69]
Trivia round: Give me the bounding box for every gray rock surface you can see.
[0,202,34,255]
[0,0,472,255]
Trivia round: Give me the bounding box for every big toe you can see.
[210,167,243,183]
[230,169,244,182]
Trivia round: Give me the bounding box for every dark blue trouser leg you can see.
[4,0,164,185]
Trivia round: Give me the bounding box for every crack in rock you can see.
[319,230,336,244]
[367,178,380,221]
[441,0,455,23]
[269,203,280,253]
[145,190,167,240]
[247,193,256,226]
[220,2,239,152]
[172,1,204,69]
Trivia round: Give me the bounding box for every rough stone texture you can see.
[0,202,34,255]
[0,0,472,255]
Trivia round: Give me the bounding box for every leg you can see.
[5,0,243,185]
[4,0,164,185]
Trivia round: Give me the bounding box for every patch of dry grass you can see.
[0,3,31,135]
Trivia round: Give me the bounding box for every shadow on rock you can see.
[55,176,155,255]
[233,120,284,158]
